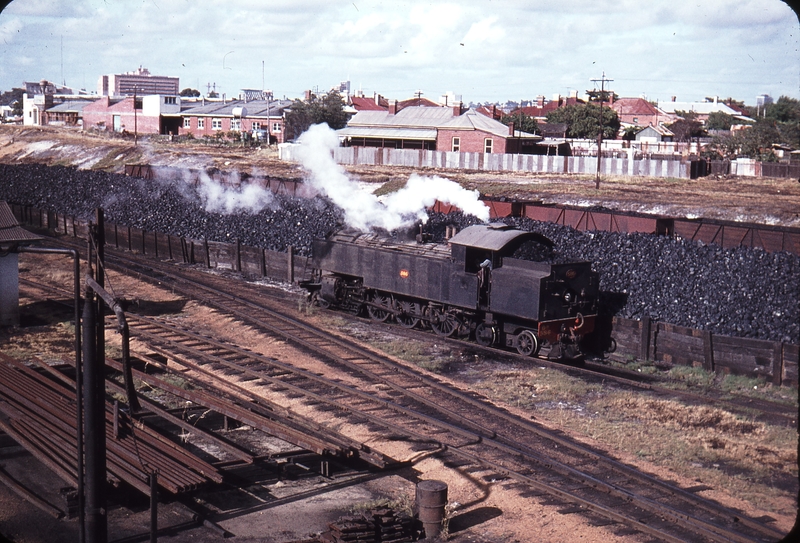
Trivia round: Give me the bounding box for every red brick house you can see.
[178,99,292,143]
[513,93,582,119]
[338,104,540,153]
[82,94,182,134]
[611,97,672,127]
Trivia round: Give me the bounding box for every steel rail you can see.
[23,248,788,542]
[123,314,772,543]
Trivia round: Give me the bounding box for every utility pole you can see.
[590,72,613,190]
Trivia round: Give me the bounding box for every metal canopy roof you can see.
[0,202,43,245]
[448,224,553,253]
[337,126,437,140]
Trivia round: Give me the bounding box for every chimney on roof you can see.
[375,93,382,106]
[388,100,398,115]
[508,121,515,136]
[537,95,545,107]
[491,104,497,118]
[671,96,676,102]
[305,90,312,101]
[452,102,463,116]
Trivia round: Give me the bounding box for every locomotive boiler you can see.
[302,223,599,360]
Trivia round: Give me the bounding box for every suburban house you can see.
[82,94,183,135]
[512,92,582,120]
[635,124,674,143]
[337,103,540,153]
[656,96,752,123]
[611,97,673,127]
[349,93,388,111]
[42,99,96,127]
[178,99,293,143]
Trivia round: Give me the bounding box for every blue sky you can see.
[1,0,797,105]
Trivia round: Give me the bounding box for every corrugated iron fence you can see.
[12,203,797,386]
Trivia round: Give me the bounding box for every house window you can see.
[272,122,281,132]
[633,117,639,123]
[198,118,205,129]
[452,137,460,152]
[164,96,177,105]
[231,119,241,131]
[183,118,191,128]
[484,138,493,153]
[212,118,222,130]
[252,122,261,131]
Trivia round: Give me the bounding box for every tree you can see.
[545,103,620,139]
[621,126,639,141]
[0,88,24,116]
[284,90,351,140]
[180,88,201,97]
[500,111,539,134]
[705,111,735,131]
[668,111,705,142]
[704,120,782,161]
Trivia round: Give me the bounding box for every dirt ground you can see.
[1,254,796,543]
[0,125,798,541]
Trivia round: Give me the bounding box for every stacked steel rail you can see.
[0,353,221,496]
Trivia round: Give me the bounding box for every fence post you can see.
[287,246,294,283]
[640,317,651,360]
[702,330,714,372]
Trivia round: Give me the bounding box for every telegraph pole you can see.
[590,72,613,189]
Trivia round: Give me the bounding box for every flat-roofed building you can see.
[98,66,179,97]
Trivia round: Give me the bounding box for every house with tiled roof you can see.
[512,93,582,120]
[350,94,388,111]
[337,105,540,153]
[610,97,673,127]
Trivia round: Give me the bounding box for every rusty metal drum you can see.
[416,479,448,538]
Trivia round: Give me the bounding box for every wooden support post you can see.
[640,316,651,361]
[702,330,714,372]
[235,238,241,272]
[203,239,210,269]
[260,249,267,277]
[772,342,783,385]
[287,246,294,283]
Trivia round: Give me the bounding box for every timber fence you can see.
[11,203,798,386]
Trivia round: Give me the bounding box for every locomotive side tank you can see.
[304,223,599,360]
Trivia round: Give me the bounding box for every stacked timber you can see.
[320,508,422,543]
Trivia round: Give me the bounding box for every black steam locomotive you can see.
[302,223,599,360]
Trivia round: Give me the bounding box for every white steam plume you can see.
[295,123,489,231]
[194,170,276,214]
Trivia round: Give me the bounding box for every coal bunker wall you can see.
[2,164,798,384]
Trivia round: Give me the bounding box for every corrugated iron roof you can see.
[449,224,553,253]
[182,99,292,118]
[337,126,437,140]
[0,202,43,245]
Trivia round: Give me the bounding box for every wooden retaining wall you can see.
[11,203,798,386]
[608,316,798,386]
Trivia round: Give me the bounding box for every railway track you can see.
[21,240,788,542]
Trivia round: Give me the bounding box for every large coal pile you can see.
[426,213,799,344]
[2,164,797,344]
[0,164,342,255]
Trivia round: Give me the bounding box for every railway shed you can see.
[0,201,43,326]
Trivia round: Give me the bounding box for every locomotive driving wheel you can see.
[395,299,422,328]
[429,306,460,337]
[516,330,540,357]
[475,322,497,346]
[367,292,392,322]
